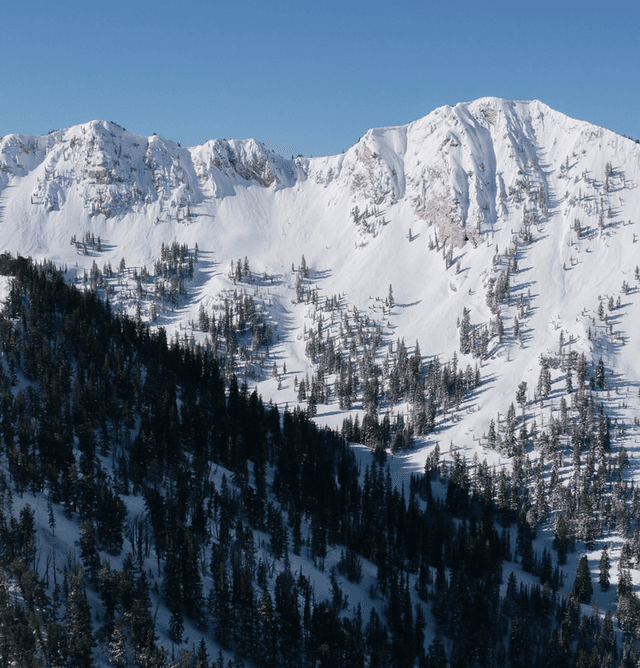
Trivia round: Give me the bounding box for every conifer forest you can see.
[2,99,640,667]
[0,254,636,667]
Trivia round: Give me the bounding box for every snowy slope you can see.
[1,97,640,474]
[3,98,640,663]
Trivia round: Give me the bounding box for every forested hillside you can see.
[0,255,636,667]
[2,97,640,666]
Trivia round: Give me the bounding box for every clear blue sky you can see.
[1,0,638,157]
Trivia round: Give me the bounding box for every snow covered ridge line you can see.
[0,97,639,417]
[0,121,299,220]
[2,98,639,221]
[3,100,640,664]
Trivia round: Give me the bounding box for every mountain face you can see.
[4,98,636,241]
[1,97,639,438]
[2,98,640,665]
[2,98,638,258]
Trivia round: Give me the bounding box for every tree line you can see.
[0,254,637,666]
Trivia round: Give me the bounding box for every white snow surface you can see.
[3,96,640,661]
[1,98,639,476]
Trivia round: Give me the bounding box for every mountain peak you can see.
[1,101,640,661]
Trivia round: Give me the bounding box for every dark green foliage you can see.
[599,544,611,592]
[594,357,606,389]
[64,570,96,668]
[337,545,363,584]
[0,255,632,668]
[572,555,593,604]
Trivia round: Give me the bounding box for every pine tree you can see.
[47,498,56,536]
[459,308,471,355]
[211,560,233,648]
[108,618,128,668]
[168,608,184,645]
[599,544,611,592]
[15,504,36,566]
[163,538,184,643]
[516,381,527,419]
[366,608,390,667]
[427,635,448,668]
[65,572,96,668]
[180,528,205,627]
[595,357,606,389]
[79,519,101,582]
[572,555,593,604]
[565,368,573,394]
[617,589,640,635]
[508,616,531,668]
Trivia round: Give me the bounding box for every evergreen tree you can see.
[15,504,36,566]
[599,544,611,592]
[79,519,101,582]
[508,616,531,668]
[163,538,184,643]
[459,308,472,355]
[426,635,448,668]
[211,560,233,648]
[64,571,96,668]
[258,587,278,668]
[168,608,184,645]
[595,357,606,389]
[516,381,527,416]
[572,555,593,604]
[108,618,128,668]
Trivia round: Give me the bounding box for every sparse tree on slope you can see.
[599,544,611,592]
[572,555,593,604]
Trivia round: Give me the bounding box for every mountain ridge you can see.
[1,98,639,445]
[2,98,640,665]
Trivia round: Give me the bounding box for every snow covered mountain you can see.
[3,97,640,665]
[1,97,639,454]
